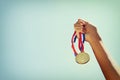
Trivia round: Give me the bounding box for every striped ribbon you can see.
[71,31,85,56]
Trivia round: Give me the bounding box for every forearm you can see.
[74,19,120,79]
[89,36,120,80]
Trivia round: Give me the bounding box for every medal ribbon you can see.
[71,31,85,56]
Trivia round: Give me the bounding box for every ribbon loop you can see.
[71,31,85,56]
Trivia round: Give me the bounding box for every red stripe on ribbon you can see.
[71,31,85,56]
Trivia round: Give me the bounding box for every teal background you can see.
[1,0,120,80]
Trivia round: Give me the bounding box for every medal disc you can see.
[75,52,90,64]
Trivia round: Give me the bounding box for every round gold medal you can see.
[75,52,90,64]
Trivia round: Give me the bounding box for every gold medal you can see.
[71,31,89,64]
[75,52,90,64]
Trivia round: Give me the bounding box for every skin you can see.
[74,19,120,80]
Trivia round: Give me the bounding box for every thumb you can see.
[76,32,80,38]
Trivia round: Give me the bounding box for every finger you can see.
[74,27,82,32]
[74,23,82,27]
[77,25,87,33]
[78,19,81,21]
[76,32,80,38]
[75,19,84,25]
[81,27,87,34]
[74,24,86,33]
[74,21,84,27]
[78,19,88,26]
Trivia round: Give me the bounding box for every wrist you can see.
[88,33,102,44]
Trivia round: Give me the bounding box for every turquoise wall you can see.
[1,0,120,80]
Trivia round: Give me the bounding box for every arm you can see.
[89,34,120,80]
[74,19,120,80]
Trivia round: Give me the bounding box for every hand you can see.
[74,19,101,43]
[74,19,120,79]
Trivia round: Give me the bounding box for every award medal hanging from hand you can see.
[71,31,90,64]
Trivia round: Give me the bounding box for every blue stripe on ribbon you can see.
[82,34,85,43]
[74,35,77,43]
